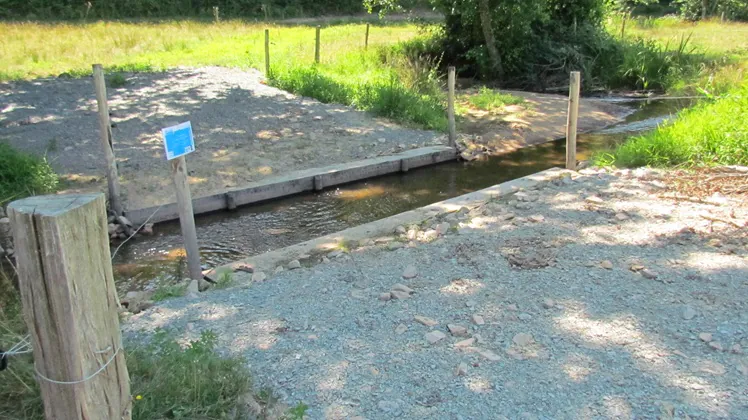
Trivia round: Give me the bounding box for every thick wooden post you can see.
[566,71,581,170]
[264,29,270,77]
[8,193,131,420]
[171,156,202,280]
[365,23,370,49]
[447,66,457,148]
[315,26,321,64]
[92,64,124,217]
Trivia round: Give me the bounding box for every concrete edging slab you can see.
[205,167,572,282]
[126,146,457,225]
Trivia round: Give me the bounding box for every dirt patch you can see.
[457,89,628,155]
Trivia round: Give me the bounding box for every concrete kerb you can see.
[125,146,457,226]
[204,167,573,283]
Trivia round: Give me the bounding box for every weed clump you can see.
[0,143,58,205]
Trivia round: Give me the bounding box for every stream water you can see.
[112,98,692,293]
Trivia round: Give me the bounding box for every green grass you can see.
[214,270,234,289]
[594,83,748,167]
[151,283,187,301]
[128,329,251,419]
[465,87,525,111]
[0,143,58,206]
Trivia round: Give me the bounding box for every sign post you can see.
[162,122,202,280]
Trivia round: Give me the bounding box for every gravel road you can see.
[124,167,748,419]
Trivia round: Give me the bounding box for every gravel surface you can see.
[0,67,442,209]
[124,168,748,419]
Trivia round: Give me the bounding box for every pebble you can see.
[379,292,392,301]
[287,260,301,270]
[274,266,284,274]
[600,260,613,270]
[394,225,406,234]
[512,333,534,347]
[454,338,476,348]
[472,314,485,325]
[708,341,723,351]
[425,330,446,344]
[454,362,468,376]
[395,324,408,335]
[415,315,438,327]
[529,215,545,223]
[447,324,469,337]
[390,290,410,300]
[436,222,451,235]
[350,289,367,300]
[391,283,414,294]
[542,298,555,309]
[478,349,501,361]
[585,196,604,204]
[698,333,712,342]
[251,271,267,282]
[682,306,697,320]
[377,400,399,413]
[615,213,629,221]
[640,269,658,279]
[518,313,532,321]
[402,265,418,279]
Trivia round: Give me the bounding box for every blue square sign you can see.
[162,121,195,160]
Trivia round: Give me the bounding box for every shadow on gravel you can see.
[124,173,747,418]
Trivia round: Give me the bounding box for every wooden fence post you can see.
[8,193,131,420]
[264,29,270,77]
[365,23,370,49]
[566,71,581,170]
[447,66,457,148]
[315,26,321,64]
[171,156,203,280]
[92,64,124,217]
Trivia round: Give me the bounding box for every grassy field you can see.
[595,17,748,168]
[610,16,748,94]
[0,20,420,80]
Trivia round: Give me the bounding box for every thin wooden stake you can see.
[171,156,202,280]
[447,66,457,148]
[365,23,370,49]
[264,29,270,77]
[315,26,321,64]
[8,193,131,420]
[92,64,124,217]
[566,71,581,170]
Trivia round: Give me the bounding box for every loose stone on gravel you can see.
[472,314,485,325]
[415,316,438,327]
[391,283,414,294]
[542,298,555,309]
[287,260,301,270]
[478,349,501,361]
[699,333,713,342]
[394,324,408,335]
[251,271,267,282]
[390,290,410,300]
[402,265,418,279]
[640,268,658,279]
[425,331,446,344]
[682,306,698,320]
[454,362,468,377]
[379,292,392,301]
[454,338,476,348]
[447,324,469,337]
[600,260,614,270]
[512,333,534,347]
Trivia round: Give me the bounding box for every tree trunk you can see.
[478,0,503,81]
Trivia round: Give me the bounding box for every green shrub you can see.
[594,84,748,167]
[128,330,251,419]
[0,143,58,205]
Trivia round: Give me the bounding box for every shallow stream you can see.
[112,98,691,293]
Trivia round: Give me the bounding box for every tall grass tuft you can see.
[595,84,748,167]
[0,143,58,205]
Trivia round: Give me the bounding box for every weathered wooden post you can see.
[8,193,131,420]
[171,156,203,280]
[92,64,124,217]
[365,23,370,49]
[447,66,457,148]
[315,26,321,64]
[566,71,581,170]
[213,6,220,23]
[264,29,270,76]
